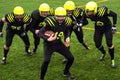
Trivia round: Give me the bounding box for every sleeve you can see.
[31,12,41,30]
[38,18,50,41]
[64,17,72,39]
[25,14,35,32]
[77,15,88,26]
[107,9,117,25]
[64,26,70,40]
[74,8,88,26]
[38,27,48,41]
[5,13,14,22]
[26,15,37,32]
[98,6,117,26]
[0,19,4,32]
[0,15,8,32]
[82,11,89,26]
[23,14,32,24]
[49,8,54,16]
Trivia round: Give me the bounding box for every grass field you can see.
[0,0,120,80]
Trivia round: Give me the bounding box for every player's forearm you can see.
[0,20,4,32]
[109,11,117,25]
[38,27,48,41]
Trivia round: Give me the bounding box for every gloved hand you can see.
[0,32,3,37]
[64,37,70,47]
[112,26,116,34]
[73,23,82,30]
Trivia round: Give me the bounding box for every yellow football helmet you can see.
[13,6,24,15]
[64,1,75,10]
[55,7,66,16]
[39,3,50,12]
[85,1,98,14]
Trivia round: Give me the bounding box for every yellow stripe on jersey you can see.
[49,8,54,16]
[73,10,79,18]
[107,9,110,14]
[7,14,14,22]
[80,12,83,16]
[65,17,72,26]
[46,17,55,27]
[51,17,56,22]
[98,7,106,17]
[23,15,29,23]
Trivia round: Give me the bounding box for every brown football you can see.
[44,30,55,37]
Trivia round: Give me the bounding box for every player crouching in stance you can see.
[37,7,74,80]
[85,1,117,68]
[0,6,32,64]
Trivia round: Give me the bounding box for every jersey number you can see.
[55,32,64,39]
[11,26,21,30]
[96,21,104,26]
[39,22,46,27]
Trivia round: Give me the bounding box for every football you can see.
[44,30,55,37]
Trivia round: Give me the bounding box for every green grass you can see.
[0,0,120,80]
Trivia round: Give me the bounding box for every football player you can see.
[85,1,117,68]
[26,3,54,55]
[63,1,90,49]
[62,0,90,63]
[38,7,74,80]
[0,6,32,64]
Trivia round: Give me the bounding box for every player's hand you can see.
[47,34,57,42]
[0,32,3,37]
[35,30,40,35]
[65,37,70,43]
[112,26,116,34]
[64,37,70,47]
[73,23,82,30]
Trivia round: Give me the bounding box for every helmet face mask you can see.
[85,1,98,15]
[56,15,65,24]
[39,3,50,17]
[40,11,49,17]
[55,7,66,23]
[86,10,94,16]
[15,15,23,20]
[64,1,75,16]
[66,10,73,16]
[13,6,24,19]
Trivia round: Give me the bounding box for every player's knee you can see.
[34,41,40,45]
[44,59,50,64]
[67,56,74,62]
[25,41,30,46]
[107,43,112,47]
[78,39,83,43]
[108,44,114,49]
[25,44,30,48]
[4,45,9,50]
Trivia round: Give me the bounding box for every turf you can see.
[0,0,120,80]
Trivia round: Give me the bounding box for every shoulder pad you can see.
[31,10,40,19]
[64,17,72,27]
[5,13,15,22]
[23,14,31,23]
[97,6,108,17]
[73,8,83,18]
[49,8,54,16]
[45,16,56,27]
